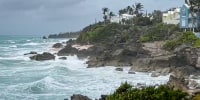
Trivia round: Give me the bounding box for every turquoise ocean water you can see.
[0,35,169,100]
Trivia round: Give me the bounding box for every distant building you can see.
[180,4,200,31]
[162,7,180,25]
[110,14,136,24]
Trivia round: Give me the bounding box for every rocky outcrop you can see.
[115,68,123,71]
[167,75,188,91]
[52,43,63,48]
[70,94,91,100]
[57,44,78,56]
[87,47,149,68]
[24,51,37,55]
[42,36,47,39]
[30,52,55,61]
[59,57,67,60]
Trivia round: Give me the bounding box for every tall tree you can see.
[102,7,109,24]
[109,11,115,20]
[133,3,144,16]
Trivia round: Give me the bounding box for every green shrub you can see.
[163,31,200,50]
[139,23,179,43]
[107,83,188,100]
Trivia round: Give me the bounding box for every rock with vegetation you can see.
[30,52,55,61]
[48,32,80,38]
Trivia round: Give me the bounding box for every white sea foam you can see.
[0,37,170,100]
[23,42,39,46]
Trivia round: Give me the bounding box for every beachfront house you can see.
[180,4,200,32]
[110,14,136,24]
[162,7,180,25]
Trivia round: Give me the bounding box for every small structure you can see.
[180,4,200,32]
[110,14,136,24]
[162,7,180,25]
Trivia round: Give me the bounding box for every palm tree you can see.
[126,6,132,14]
[133,3,144,16]
[102,7,109,24]
[109,11,115,20]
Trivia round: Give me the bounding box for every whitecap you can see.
[23,43,39,46]
[9,45,17,48]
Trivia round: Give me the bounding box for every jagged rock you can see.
[151,72,161,77]
[24,51,37,55]
[172,66,197,79]
[59,57,67,60]
[30,52,55,61]
[128,71,136,74]
[57,44,78,56]
[190,75,199,79]
[52,43,63,48]
[98,95,107,100]
[167,75,188,91]
[71,94,91,100]
[188,80,200,89]
[115,68,123,71]
[42,36,47,39]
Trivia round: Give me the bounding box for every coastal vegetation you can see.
[163,31,200,50]
[106,82,188,100]
[139,23,179,42]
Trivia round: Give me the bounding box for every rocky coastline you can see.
[26,23,200,99]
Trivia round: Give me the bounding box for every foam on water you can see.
[0,36,170,100]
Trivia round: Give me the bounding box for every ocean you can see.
[0,35,169,100]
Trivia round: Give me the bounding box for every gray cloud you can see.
[0,0,184,35]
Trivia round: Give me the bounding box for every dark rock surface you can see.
[24,51,37,55]
[59,57,67,60]
[30,52,55,61]
[115,68,123,71]
[57,44,78,56]
[52,43,63,48]
[167,75,188,91]
[70,94,91,100]
[42,36,47,39]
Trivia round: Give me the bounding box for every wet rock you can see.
[42,36,47,39]
[52,43,63,48]
[71,94,92,100]
[128,71,136,74]
[57,44,78,56]
[188,80,200,89]
[24,51,37,55]
[151,72,161,77]
[98,95,107,100]
[172,66,197,79]
[115,68,123,71]
[59,57,67,60]
[30,52,55,61]
[167,75,188,91]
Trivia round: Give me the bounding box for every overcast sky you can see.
[0,0,184,35]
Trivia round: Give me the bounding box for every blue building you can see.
[180,4,200,32]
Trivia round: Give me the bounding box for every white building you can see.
[110,14,136,23]
[162,7,180,25]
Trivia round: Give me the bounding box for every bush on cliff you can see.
[139,23,179,42]
[163,31,200,50]
[77,23,133,43]
[106,82,188,100]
